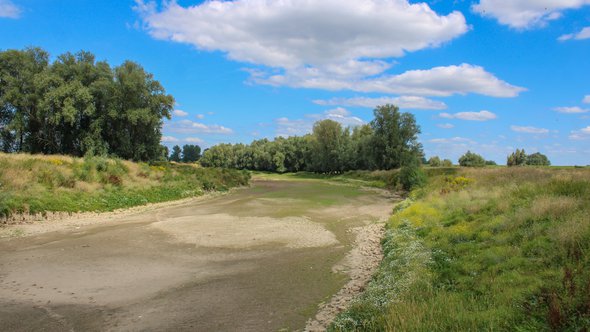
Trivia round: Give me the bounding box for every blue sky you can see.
[1,0,589,165]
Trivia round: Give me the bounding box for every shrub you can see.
[428,156,442,167]
[399,165,426,191]
[458,151,486,167]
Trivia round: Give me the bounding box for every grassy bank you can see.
[331,167,590,331]
[0,153,250,220]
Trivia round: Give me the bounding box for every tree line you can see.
[200,104,423,173]
[427,149,550,167]
[0,47,174,161]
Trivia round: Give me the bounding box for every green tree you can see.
[182,144,201,163]
[311,119,343,173]
[507,149,527,166]
[442,159,453,167]
[169,145,181,162]
[459,151,486,167]
[370,104,422,169]
[526,152,551,166]
[428,156,441,167]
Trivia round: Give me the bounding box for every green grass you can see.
[330,167,590,331]
[0,153,250,219]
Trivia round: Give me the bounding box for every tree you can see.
[507,149,527,166]
[526,152,550,166]
[370,104,422,169]
[311,119,343,173]
[428,156,441,167]
[485,160,497,166]
[459,151,486,167]
[442,159,453,167]
[169,145,181,162]
[182,144,201,163]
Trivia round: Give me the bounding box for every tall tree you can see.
[182,144,201,163]
[370,104,422,169]
[311,119,343,173]
[169,145,182,162]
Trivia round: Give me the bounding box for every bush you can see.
[399,165,426,191]
[428,156,442,167]
[458,151,486,167]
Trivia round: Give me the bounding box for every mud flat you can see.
[0,178,396,331]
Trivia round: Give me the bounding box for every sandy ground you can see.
[0,179,396,331]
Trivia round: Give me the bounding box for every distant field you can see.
[331,167,590,331]
[0,153,250,220]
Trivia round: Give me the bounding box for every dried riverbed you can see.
[0,178,396,331]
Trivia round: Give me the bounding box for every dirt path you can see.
[0,179,396,331]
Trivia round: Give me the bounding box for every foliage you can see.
[201,104,423,174]
[442,159,453,167]
[331,167,590,331]
[507,148,527,166]
[181,144,201,163]
[0,47,174,161]
[526,152,550,166]
[399,165,426,191]
[428,156,441,167]
[507,149,551,166]
[169,145,181,162]
[0,153,249,219]
[458,150,486,167]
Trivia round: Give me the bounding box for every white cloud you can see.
[510,125,549,134]
[473,0,590,29]
[173,109,188,117]
[166,120,234,135]
[439,110,497,121]
[437,123,455,129]
[583,95,590,104]
[313,96,447,110]
[137,0,468,68]
[196,114,205,119]
[276,108,365,137]
[0,0,21,19]
[429,137,474,144]
[161,136,179,143]
[254,63,525,97]
[133,1,532,97]
[569,126,590,140]
[185,137,204,144]
[554,106,589,113]
[558,26,590,41]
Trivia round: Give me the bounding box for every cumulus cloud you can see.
[133,1,521,97]
[437,123,455,129]
[558,26,590,41]
[276,108,365,137]
[429,137,474,144]
[196,114,205,119]
[173,109,188,117]
[569,126,590,140]
[554,106,589,114]
[161,136,179,143]
[166,120,234,135]
[439,110,497,121]
[583,95,590,104]
[184,137,204,144]
[510,125,549,134]
[254,63,525,97]
[0,0,21,19]
[136,0,467,67]
[473,0,590,29]
[313,96,447,110]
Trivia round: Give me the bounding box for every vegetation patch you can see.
[330,167,590,331]
[0,153,250,220]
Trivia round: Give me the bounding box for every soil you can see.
[0,179,396,331]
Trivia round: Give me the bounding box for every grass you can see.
[330,167,590,331]
[0,153,250,219]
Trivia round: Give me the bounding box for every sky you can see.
[1,0,589,165]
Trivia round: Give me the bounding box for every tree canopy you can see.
[0,47,174,161]
[201,104,423,173]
